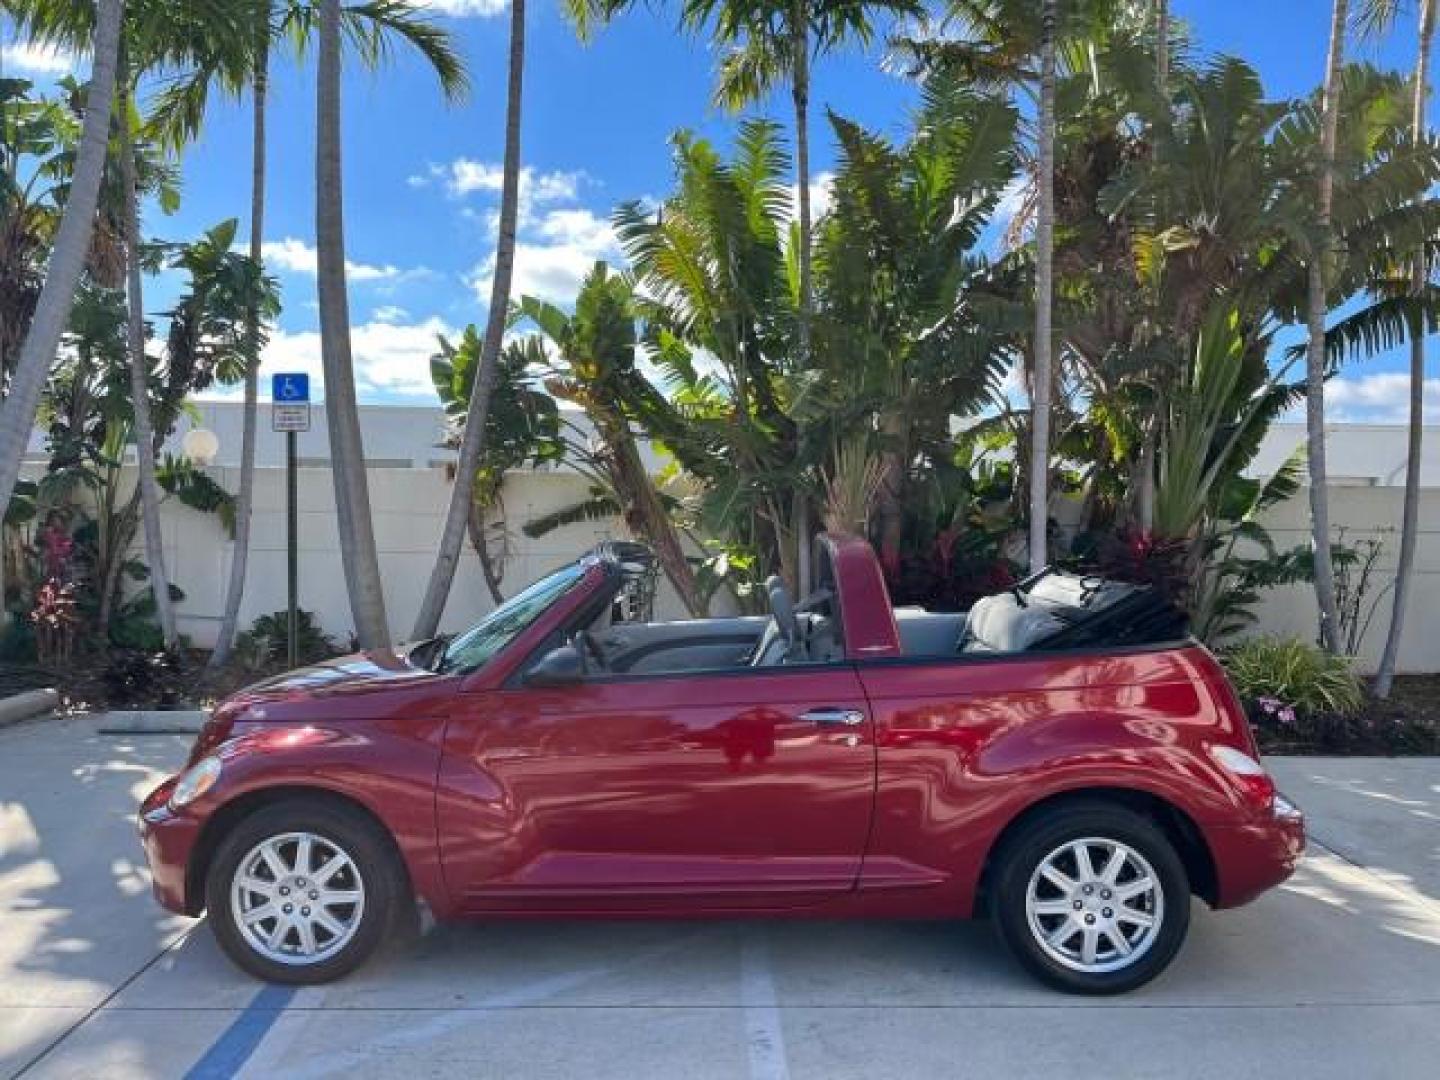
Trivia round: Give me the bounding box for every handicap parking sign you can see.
[272,372,310,403]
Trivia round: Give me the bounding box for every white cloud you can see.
[2,42,77,75]
[239,317,456,401]
[533,207,616,251]
[412,0,509,16]
[409,160,587,225]
[1323,373,1440,425]
[259,238,425,285]
[468,208,622,305]
[789,171,836,224]
[371,304,411,324]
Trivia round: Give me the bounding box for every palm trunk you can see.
[791,9,813,369]
[794,490,811,597]
[210,27,269,670]
[1029,0,1057,573]
[467,498,505,605]
[98,489,141,635]
[1375,0,1436,697]
[412,0,526,639]
[317,0,390,648]
[608,420,705,617]
[0,0,123,617]
[119,76,179,649]
[760,492,797,597]
[875,409,907,579]
[1156,0,1169,86]
[1305,0,1348,654]
[1136,419,1157,534]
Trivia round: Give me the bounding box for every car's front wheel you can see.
[206,800,403,984]
[990,801,1190,994]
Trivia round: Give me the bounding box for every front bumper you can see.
[1206,793,1306,908]
[138,777,204,915]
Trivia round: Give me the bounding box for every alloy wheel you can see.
[229,831,367,966]
[1024,837,1164,974]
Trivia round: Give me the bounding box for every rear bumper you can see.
[1206,794,1306,908]
[138,778,203,915]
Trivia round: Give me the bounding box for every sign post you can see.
[271,374,311,668]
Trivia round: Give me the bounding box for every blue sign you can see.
[272,372,310,403]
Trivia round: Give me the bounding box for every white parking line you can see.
[740,928,789,1080]
[236,929,719,1079]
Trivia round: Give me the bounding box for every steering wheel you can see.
[765,575,800,649]
[573,630,609,674]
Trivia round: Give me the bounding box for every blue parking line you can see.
[184,984,297,1079]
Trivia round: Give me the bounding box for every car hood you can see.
[232,648,437,704]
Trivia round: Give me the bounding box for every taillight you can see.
[1210,744,1276,810]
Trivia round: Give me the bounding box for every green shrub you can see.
[1221,637,1363,717]
[108,584,187,652]
[103,648,185,708]
[234,610,337,670]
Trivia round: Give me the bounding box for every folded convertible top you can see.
[962,569,1188,653]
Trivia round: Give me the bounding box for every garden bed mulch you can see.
[1,652,291,715]
[1251,673,1440,756]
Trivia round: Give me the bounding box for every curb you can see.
[0,688,60,728]
[97,709,209,735]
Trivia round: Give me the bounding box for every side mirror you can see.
[522,643,585,688]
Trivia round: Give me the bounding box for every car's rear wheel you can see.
[206,800,403,984]
[991,802,1190,994]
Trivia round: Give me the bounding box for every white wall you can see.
[89,464,1439,673]
[31,462,688,650]
[173,467,603,645]
[21,403,1439,671]
[1246,485,1438,674]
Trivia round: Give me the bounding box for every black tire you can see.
[205,799,406,985]
[990,800,1190,995]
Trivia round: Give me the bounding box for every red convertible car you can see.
[140,534,1303,994]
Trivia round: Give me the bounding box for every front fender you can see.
[179,719,453,917]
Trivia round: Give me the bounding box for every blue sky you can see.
[3,0,1437,421]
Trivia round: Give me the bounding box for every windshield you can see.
[438,563,588,674]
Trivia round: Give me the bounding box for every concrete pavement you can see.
[1269,757,1440,899]
[2,716,1437,1079]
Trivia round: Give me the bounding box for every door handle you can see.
[800,708,866,727]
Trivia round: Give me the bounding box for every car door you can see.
[436,664,876,913]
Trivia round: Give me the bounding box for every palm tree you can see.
[684,0,922,363]
[12,0,259,649]
[312,0,464,648]
[1155,0,1168,85]
[316,0,379,647]
[522,264,707,617]
[819,82,1022,575]
[1029,0,1056,571]
[1305,0,1350,654]
[0,0,123,594]
[568,0,919,591]
[115,79,180,644]
[210,9,269,668]
[615,122,805,590]
[146,1,467,666]
[429,325,563,604]
[1376,0,1437,696]
[413,0,522,640]
[893,0,1124,570]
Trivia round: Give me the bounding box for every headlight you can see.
[170,755,222,808]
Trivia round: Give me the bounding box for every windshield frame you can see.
[437,561,591,676]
